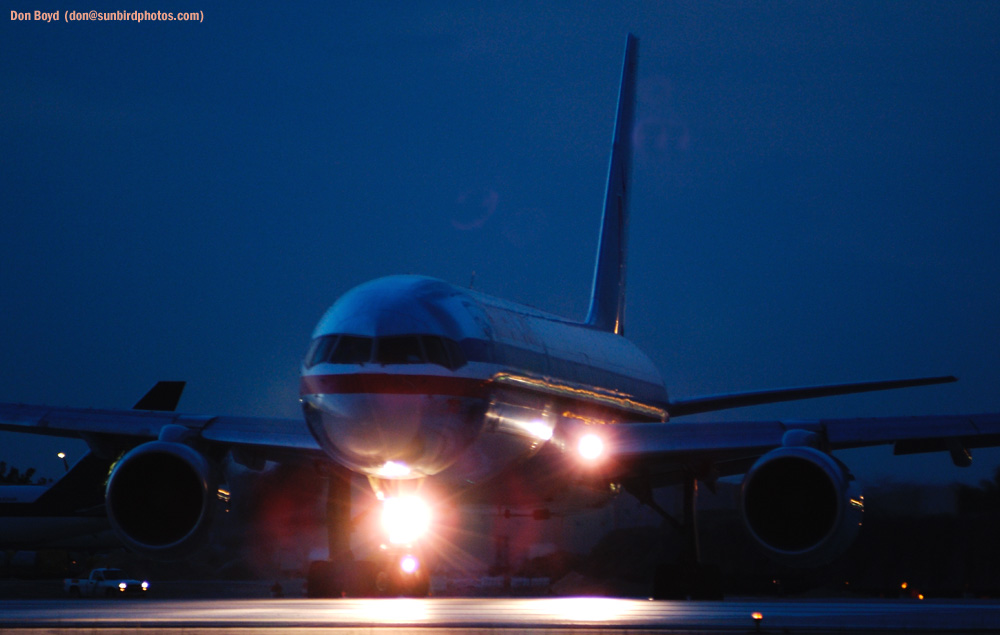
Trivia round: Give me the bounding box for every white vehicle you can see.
[64,568,149,598]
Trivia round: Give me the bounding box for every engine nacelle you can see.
[105,441,218,559]
[741,446,863,567]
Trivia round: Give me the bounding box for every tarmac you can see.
[4,595,1000,633]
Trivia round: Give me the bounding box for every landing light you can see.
[578,433,604,461]
[525,419,554,442]
[379,461,411,478]
[382,496,431,545]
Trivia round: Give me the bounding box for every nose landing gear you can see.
[374,551,430,597]
[305,465,433,598]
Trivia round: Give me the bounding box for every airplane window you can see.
[305,335,339,368]
[422,336,450,368]
[304,339,320,368]
[307,334,468,368]
[444,338,467,368]
[376,336,425,364]
[329,335,373,364]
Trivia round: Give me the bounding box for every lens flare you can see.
[382,496,431,545]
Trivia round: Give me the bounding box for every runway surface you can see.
[4,597,1000,633]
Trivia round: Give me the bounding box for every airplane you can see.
[2,34,999,597]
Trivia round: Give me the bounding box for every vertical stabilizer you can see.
[585,34,638,336]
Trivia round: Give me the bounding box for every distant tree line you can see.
[0,462,51,485]
[956,466,1000,513]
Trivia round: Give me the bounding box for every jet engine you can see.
[105,441,219,559]
[740,446,863,567]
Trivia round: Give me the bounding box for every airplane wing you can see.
[0,401,322,461]
[4,383,1000,571]
[0,385,324,557]
[594,412,1000,487]
[665,375,957,417]
[5,389,999,482]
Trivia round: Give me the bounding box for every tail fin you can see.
[132,380,185,411]
[585,34,639,336]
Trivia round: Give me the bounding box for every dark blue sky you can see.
[3,2,999,484]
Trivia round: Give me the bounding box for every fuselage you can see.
[0,486,114,549]
[300,275,668,493]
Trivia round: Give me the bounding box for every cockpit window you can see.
[304,334,372,368]
[443,338,467,369]
[421,336,449,367]
[329,335,373,364]
[376,336,424,364]
[305,333,467,369]
[305,335,338,368]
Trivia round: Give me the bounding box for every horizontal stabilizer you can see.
[668,375,957,417]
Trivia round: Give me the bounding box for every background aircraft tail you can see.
[585,34,638,336]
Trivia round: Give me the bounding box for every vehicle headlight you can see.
[141,581,149,590]
[119,582,127,590]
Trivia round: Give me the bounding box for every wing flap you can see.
[822,413,1000,450]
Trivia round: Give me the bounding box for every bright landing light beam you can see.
[578,433,604,461]
[381,496,431,545]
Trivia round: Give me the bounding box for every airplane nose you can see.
[304,391,481,478]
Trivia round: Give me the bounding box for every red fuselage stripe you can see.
[300,374,488,398]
